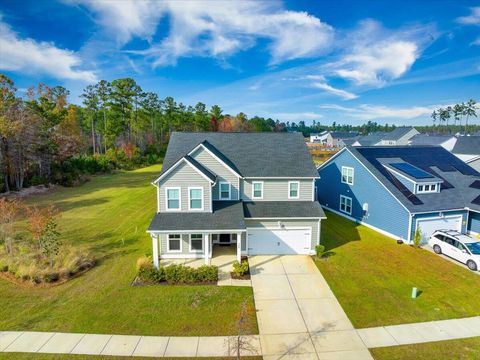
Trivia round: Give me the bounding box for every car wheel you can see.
[433,245,442,254]
[467,260,478,271]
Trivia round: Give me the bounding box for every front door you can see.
[219,234,231,245]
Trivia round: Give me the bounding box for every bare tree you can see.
[228,300,257,359]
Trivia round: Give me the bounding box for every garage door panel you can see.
[247,228,311,255]
[416,216,462,240]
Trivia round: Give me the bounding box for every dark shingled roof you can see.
[243,201,326,218]
[348,146,480,213]
[409,134,454,146]
[354,132,386,146]
[160,132,319,178]
[452,136,480,155]
[330,131,359,139]
[184,155,216,182]
[381,127,417,141]
[148,201,246,231]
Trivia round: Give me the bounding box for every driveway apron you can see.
[250,255,373,360]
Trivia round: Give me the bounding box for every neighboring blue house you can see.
[317,146,480,242]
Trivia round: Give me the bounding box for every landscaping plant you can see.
[232,260,249,277]
[315,244,326,258]
[413,227,423,248]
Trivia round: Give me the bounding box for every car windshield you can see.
[465,242,480,255]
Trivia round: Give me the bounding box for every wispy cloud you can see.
[328,20,435,86]
[456,7,480,25]
[0,17,96,82]
[319,103,440,121]
[271,111,323,121]
[69,0,334,66]
[311,82,357,100]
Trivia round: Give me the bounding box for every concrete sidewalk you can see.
[0,331,261,358]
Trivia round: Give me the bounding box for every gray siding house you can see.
[148,132,325,267]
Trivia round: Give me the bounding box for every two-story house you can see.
[317,146,480,243]
[147,132,325,268]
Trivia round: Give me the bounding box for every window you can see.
[166,188,180,210]
[252,181,263,199]
[219,182,231,200]
[288,181,299,199]
[341,167,354,185]
[340,195,352,215]
[417,183,439,194]
[168,234,181,252]
[188,187,204,210]
[189,234,203,252]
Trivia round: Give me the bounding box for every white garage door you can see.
[247,228,311,255]
[416,216,462,240]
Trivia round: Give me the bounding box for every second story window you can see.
[340,195,352,215]
[166,187,180,210]
[219,182,231,200]
[189,187,204,210]
[252,181,263,199]
[341,166,354,185]
[288,181,299,199]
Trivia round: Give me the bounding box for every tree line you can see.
[430,100,478,133]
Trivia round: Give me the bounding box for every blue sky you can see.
[0,0,479,125]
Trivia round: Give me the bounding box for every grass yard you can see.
[0,165,257,336]
[370,337,480,360]
[315,211,480,328]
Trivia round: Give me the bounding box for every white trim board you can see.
[153,157,215,184]
[147,229,247,234]
[188,143,242,178]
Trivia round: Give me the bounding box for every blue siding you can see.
[411,210,469,239]
[393,173,416,193]
[468,211,480,234]
[317,150,410,240]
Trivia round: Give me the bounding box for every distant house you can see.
[310,131,329,143]
[324,131,359,148]
[353,127,419,147]
[317,146,480,242]
[452,136,480,172]
[409,134,456,151]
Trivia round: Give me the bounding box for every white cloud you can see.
[473,37,480,46]
[311,82,357,100]
[272,112,323,121]
[330,20,433,86]
[0,18,96,82]
[69,0,334,66]
[319,103,438,120]
[456,7,480,25]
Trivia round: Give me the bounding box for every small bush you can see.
[136,256,152,271]
[315,244,326,258]
[29,175,48,186]
[413,227,423,248]
[232,260,249,277]
[43,272,59,283]
[136,260,217,285]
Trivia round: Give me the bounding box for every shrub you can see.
[136,256,152,271]
[136,261,217,284]
[232,260,249,277]
[315,244,326,258]
[413,227,423,248]
[29,176,48,186]
[43,272,59,283]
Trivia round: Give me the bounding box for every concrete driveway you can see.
[250,255,372,360]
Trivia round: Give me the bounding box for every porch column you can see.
[236,232,242,263]
[152,235,159,269]
[204,233,210,265]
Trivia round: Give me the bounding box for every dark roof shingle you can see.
[243,201,326,218]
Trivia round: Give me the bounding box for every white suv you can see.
[429,230,480,271]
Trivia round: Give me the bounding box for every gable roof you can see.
[190,141,242,177]
[160,132,319,178]
[452,136,480,155]
[153,156,216,184]
[330,131,359,139]
[347,146,480,213]
[354,132,386,146]
[381,127,417,141]
[409,134,455,146]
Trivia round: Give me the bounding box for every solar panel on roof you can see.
[472,195,480,206]
[470,180,480,189]
[389,162,434,179]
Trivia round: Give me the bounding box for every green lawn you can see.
[0,165,257,336]
[314,211,480,328]
[370,337,480,360]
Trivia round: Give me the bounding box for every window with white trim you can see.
[288,181,299,199]
[166,188,180,210]
[168,234,181,252]
[219,182,231,200]
[340,195,352,215]
[189,187,204,210]
[189,234,203,252]
[341,167,354,185]
[252,181,263,199]
[417,183,438,194]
